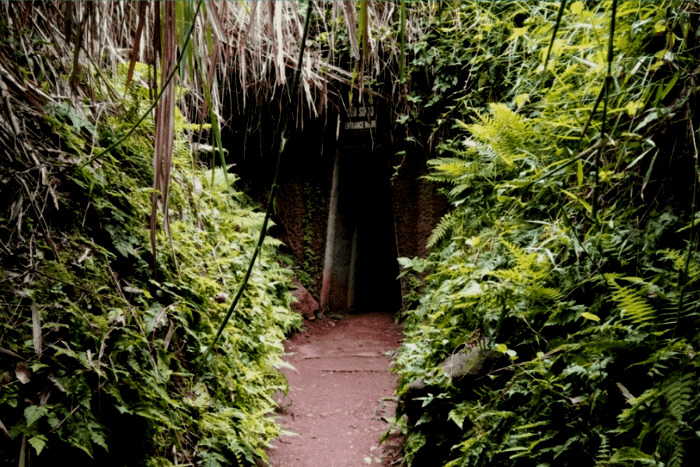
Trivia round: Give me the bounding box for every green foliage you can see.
[394,1,700,466]
[0,71,300,465]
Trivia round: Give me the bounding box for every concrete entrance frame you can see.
[320,99,402,314]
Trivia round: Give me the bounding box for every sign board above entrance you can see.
[342,102,377,132]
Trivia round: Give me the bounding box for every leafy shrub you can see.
[394,2,700,466]
[0,65,300,465]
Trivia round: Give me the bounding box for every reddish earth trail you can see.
[268,312,403,467]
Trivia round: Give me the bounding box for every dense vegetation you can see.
[0,1,403,464]
[2,1,699,466]
[0,8,300,466]
[394,1,700,466]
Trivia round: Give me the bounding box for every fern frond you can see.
[661,248,700,283]
[427,213,457,249]
[610,282,655,326]
[468,103,534,167]
[426,159,471,182]
[649,372,695,467]
[594,432,611,466]
[661,372,693,422]
[654,417,685,467]
[527,285,564,302]
[608,446,658,465]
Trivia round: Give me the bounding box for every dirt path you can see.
[268,312,403,467]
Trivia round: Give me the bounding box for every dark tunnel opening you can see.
[220,94,445,317]
[320,104,402,315]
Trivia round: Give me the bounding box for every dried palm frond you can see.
[1,0,434,281]
[151,1,178,273]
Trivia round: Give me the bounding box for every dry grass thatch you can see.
[0,0,435,277]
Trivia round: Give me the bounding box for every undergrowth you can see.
[394,2,700,466]
[0,55,300,465]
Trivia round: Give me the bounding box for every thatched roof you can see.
[0,0,435,266]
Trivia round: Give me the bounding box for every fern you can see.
[427,212,457,248]
[654,372,695,467]
[426,158,477,183]
[594,432,611,466]
[394,2,700,466]
[608,447,659,465]
[526,285,564,303]
[609,280,656,326]
[469,103,535,167]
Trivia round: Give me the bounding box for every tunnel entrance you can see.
[320,101,402,314]
[223,90,446,315]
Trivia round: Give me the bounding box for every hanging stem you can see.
[204,1,314,359]
[675,112,699,336]
[398,0,406,82]
[591,0,617,223]
[542,0,567,72]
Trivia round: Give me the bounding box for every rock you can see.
[214,293,228,303]
[408,345,495,392]
[291,280,319,321]
[402,345,500,424]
